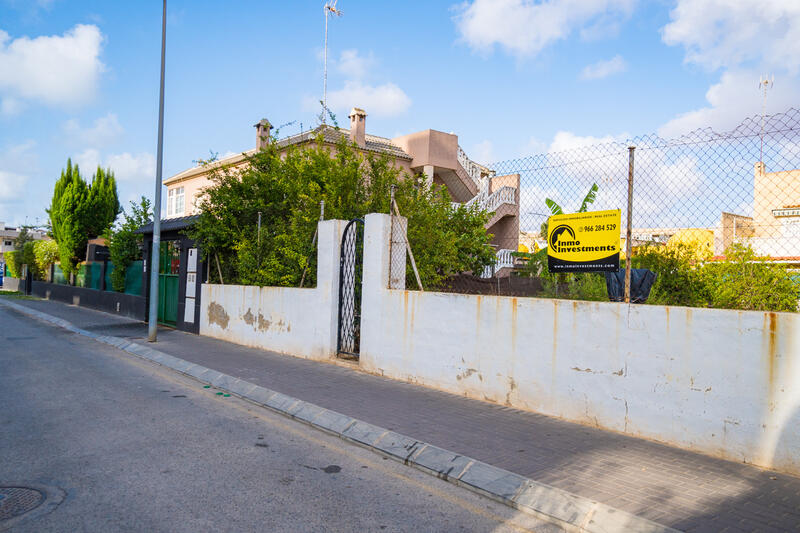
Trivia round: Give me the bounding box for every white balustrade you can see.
[481,249,515,278]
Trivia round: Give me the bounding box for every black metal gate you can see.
[337,219,365,358]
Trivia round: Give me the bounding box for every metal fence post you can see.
[625,146,635,304]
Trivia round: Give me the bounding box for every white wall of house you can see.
[199,219,346,361]
[360,213,800,475]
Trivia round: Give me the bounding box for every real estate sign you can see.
[547,209,621,272]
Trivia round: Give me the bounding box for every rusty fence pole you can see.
[624,146,635,304]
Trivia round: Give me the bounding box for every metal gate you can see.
[337,218,364,358]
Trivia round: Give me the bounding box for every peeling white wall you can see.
[199,219,346,361]
[360,214,800,475]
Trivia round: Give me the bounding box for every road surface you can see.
[0,305,561,532]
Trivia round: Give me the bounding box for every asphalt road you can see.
[0,306,562,533]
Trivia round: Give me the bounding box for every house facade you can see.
[162,108,521,274]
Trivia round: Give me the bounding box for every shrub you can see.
[190,136,495,289]
[107,197,151,292]
[702,244,798,312]
[511,248,607,301]
[633,243,708,307]
[33,240,59,281]
[21,241,39,280]
[4,251,20,278]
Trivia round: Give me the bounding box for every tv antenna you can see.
[758,74,774,163]
[322,0,342,124]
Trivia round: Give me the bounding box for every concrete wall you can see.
[199,219,346,361]
[360,213,800,474]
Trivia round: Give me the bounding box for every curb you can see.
[0,298,679,533]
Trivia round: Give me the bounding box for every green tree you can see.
[47,159,121,277]
[87,166,120,237]
[10,228,36,278]
[107,197,152,292]
[189,136,495,288]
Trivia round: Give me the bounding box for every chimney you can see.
[254,119,272,150]
[348,108,367,148]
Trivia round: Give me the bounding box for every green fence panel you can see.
[75,263,103,289]
[125,261,143,295]
[53,264,68,285]
[105,262,115,291]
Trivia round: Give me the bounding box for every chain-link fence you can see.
[494,108,800,259]
[403,108,800,310]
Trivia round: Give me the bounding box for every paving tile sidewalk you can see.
[8,297,800,532]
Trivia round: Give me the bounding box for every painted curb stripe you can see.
[0,299,679,533]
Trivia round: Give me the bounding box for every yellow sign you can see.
[547,209,621,272]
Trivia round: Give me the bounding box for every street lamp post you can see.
[148,0,167,342]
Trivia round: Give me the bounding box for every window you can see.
[3,240,11,246]
[167,186,185,216]
[175,187,185,215]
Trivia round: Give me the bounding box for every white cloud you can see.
[0,24,104,108]
[338,49,374,79]
[580,54,626,80]
[662,0,800,73]
[470,140,494,165]
[326,80,411,118]
[76,149,154,182]
[548,130,628,152]
[0,169,28,200]
[105,152,155,182]
[1,97,24,116]
[453,0,635,57]
[304,48,411,119]
[658,70,800,138]
[0,141,37,201]
[75,148,100,174]
[62,113,123,147]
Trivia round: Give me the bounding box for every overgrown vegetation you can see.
[33,240,59,280]
[189,136,495,288]
[512,248,608,301]
[48,159,120,276]
[3,251,19,278]
[635,242,798,312]
[107,197,152,292]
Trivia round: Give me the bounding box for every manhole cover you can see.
[0,487,44,521]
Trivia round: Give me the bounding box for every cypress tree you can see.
[47,159,121,277]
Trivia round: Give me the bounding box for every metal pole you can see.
[624,146,635,304]
[148,0,167,342]
[322,7,328,124]
[257,211,262,245]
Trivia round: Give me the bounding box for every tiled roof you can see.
[276,125,412,160]
[163,125,412,186]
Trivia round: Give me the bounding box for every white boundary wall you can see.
[360,213,800,474]
[199,219,346,361]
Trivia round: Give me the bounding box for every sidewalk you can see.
[8,297,800,532]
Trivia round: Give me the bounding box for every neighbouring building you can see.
[162,108,521,274]
[0,222,48,255]
[629,162,800,263]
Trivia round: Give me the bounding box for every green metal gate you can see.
[158,241,180,326]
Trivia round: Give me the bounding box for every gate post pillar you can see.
[317,219,348,357]
[360,213,406,365]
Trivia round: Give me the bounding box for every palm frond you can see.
[545,198,563,216]
[578,183,599,213]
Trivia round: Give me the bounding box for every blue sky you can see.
[1,0,798,226]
